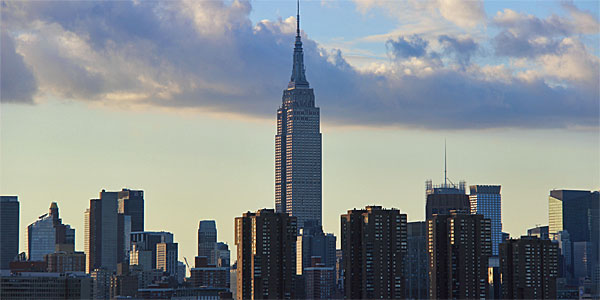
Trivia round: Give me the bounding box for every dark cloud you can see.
[0,30,37,103]
[386,35,429,59]
[0,1,597,129]
[438,35,478,66]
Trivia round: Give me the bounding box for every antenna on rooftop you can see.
[444,139,447,186]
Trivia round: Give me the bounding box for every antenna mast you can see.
[444,139,447,186]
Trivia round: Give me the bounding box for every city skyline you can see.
[1,0,599,271]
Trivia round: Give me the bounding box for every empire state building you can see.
[275,4,322,229]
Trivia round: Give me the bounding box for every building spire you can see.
[288,0,309,89]
[444,139,447,186]
[296,0,300,38]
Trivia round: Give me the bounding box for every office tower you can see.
[406,221,429,300]
[549,190,599,284]
[156,242,178,277]
[296,220,336,275]
[0,272,93,299]
[469,185,502,256]
[86,190,131,273]
[215,242,230,267]
[130,243,153,271]
[425,179,469,219]
[428,211,491,299]
[0,196,19,269]
[45,244,86,273]
[190,256,230,289]
[304,257,335,299]
[334,249,343,297]
[341,206,407,299]
[235,209,297,299]
[130,231,173,270]
[117,189,144,232]
[500,236,559,299]
[198,220,217,265]
[528,225,550,239]
[26,202,75,261]
[274,3,322,230]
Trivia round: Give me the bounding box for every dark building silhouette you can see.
[296,220,336,275]
[198,220,217,265]
[190,256,230,289]
[528,225,550,240]
[425,180,470,219]
[500,236,559,299]
[341,206,407,299]
[549,189,599,287]
[406,221,429,300]
[274,2,322,230]
[304,257,335,299]
[118,189,144,232]
[0,272,93,299]
[235,209,297,300]
[0,196,19,269]
[85,190,130,273]
[428,211,491,299]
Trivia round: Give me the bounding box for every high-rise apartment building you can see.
[428,211,491,299]
[406,221,429,300]
[156,242,178,277]
[190,256,230,289]
[500,236,559,299]
[469,185,502,255]
[296,220,336,275]
[341,206,407,299]
[549,190,599,284]
[0,196,19,269]
[425,180,470,219]
[274,5,322,229]
[27,202,75,261]
[117,189,144,232]
[198,220,217,265]
[215,242,230,267]
[235,209,297,299]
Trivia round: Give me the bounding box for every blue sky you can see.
[1,0,598,265]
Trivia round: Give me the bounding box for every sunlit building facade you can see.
[27,202,75,261]
[469,185,502,255]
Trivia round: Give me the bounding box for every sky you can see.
[1,0,599,268]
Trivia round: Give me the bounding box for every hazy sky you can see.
[1,0,598,266]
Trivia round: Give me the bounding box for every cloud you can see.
[438,35,478,66]
[386,35,429,59]
[1,30,37,103]
[437,0,485,29]
[1,0,598,130]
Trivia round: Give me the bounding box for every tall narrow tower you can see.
[275,1,322,229]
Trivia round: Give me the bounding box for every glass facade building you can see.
[26,202,75,261]
[0,196,19,269]
[469,185,502,256]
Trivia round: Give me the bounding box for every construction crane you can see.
[183,257,192,274]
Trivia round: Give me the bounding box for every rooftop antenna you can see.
[296,0,300,37]
[444,139,447,186]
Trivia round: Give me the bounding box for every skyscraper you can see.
[549,190,599,284]
[198,220,217,265]
[296,220,336,275]
[469,185,502,255]
[275,2,322,229]
[500,236,559,299]
[86,190,130,273]
[235,209,297,300]
[406,221,429,300]
[428,211,491,299]
[341,206,407,299]
[26,202,75,261]
[0,196,19,269]
[118,189,144,232]
[425,180,470,219]
[156,242,178,277]
[130,231,174,270]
